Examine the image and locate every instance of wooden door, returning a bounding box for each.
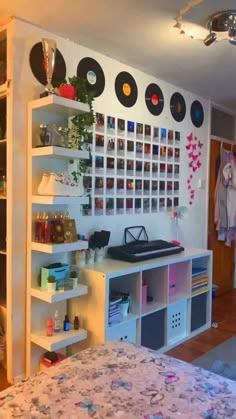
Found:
[208,139,235,295]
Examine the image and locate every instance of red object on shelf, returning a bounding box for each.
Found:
[59,85,76,100]
[40,353,66,370]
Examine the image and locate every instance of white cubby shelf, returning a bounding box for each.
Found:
[74,248,212,352]
[31,146,89,160]
[31,284,88,303]
[31,240,88,253]
[32,195,89,205]
[31,328,87,352]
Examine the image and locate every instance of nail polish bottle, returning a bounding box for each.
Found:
[74,316,80,330]
[46,318,54,336]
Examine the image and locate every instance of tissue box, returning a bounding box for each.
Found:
[40,264,70,290]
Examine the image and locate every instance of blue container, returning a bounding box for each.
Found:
[40,264,70,290]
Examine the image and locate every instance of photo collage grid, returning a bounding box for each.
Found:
[82,113,181,216]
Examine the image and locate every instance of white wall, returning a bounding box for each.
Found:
[11,17,210,377]
[13,18,210,249]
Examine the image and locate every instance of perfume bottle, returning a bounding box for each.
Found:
[53,310,61,332]
[34,212,41,242]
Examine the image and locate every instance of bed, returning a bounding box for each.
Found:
[0,341,236,418]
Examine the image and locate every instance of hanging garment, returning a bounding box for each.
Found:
[223,157,236,228]
[214,149,236,246]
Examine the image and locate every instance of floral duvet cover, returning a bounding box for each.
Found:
[0,341,236,418]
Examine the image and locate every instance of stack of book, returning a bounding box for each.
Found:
[192,267,208,296]
[108,295,122,326]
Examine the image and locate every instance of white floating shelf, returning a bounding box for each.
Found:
[32,195,89,205]
[0,139,7,145]
[0,82,7,98]
[31,328,87,351]
[31,240,88,254]
[31,146,89,160]
[29,95,90,116]
[0,249,6,255]
[31,284,88,303]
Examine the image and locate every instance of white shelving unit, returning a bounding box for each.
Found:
[75,248,212,352]
[27,96,90,376]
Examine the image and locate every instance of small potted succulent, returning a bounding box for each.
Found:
[70,271,78,289]
[47,275,57,293]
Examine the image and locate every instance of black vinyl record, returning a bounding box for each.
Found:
[115,71,138,107]
[29,42,66,87]
[170,92,186,122]
[145,83,164,116]
[191,100,204,128]
[77,57,105,97]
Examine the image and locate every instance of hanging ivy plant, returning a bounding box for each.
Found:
[61,76,95,150]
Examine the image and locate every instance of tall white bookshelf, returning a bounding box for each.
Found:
[26,95,90,376]
[0,21,14,384]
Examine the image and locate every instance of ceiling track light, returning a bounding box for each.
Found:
[204,10,236,46]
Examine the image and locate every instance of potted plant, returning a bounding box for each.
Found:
[47,275,57,293]
[59,78,77,100]
[70,271,78,289]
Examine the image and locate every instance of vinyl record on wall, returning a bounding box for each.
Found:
[145,83,164,116]
[170,92,186,122]
[191,100,204,128]
[77,57,105,97]
[29,42,66,87]
[115,71,138,107]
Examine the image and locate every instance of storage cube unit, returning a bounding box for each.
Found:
[76,248,212,353]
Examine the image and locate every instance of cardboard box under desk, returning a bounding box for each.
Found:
[40,264,70,290]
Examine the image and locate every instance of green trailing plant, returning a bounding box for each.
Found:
[47,275,56,283]
[62,76,95,150]
[69,159,87,182]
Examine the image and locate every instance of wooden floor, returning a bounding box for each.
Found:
[166,290,236,362]
[0,291,235,392]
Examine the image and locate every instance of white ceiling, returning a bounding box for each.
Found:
[1,0,236,111]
